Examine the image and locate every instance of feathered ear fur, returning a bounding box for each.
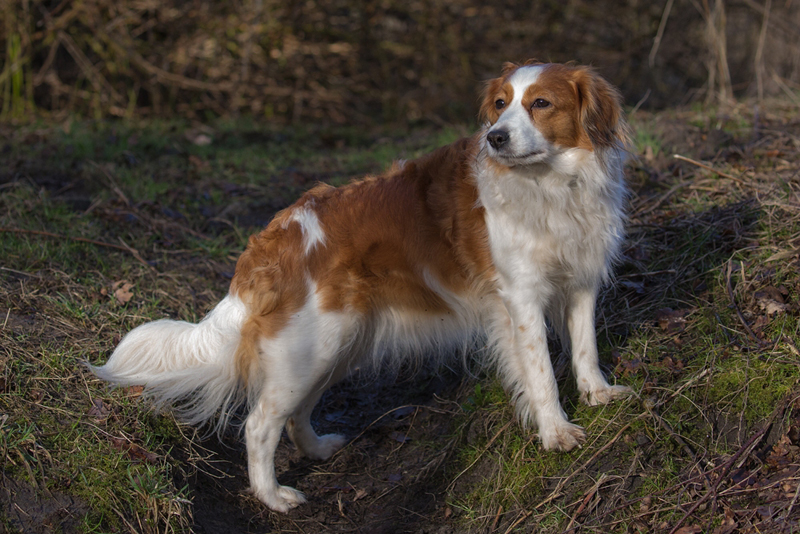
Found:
[571,67,629,149]
[500,61,521,75]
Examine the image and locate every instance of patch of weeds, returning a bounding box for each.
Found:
[462,379,507,413]
[630,119,665,157]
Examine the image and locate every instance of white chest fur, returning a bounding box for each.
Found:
[475,146,626,299]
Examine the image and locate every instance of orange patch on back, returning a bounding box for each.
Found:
[230,136,497,383]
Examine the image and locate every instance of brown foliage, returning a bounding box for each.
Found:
[1,0,799,123]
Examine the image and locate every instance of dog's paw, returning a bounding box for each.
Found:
[580,385,633,407]
[539,421,586,451]
[302,433,348,460]
[253,485,307,513]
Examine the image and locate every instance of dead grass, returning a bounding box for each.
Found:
[1,98,799,533]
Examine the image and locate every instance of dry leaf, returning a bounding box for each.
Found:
[109,436,158,464]
[754,286,787,316]
[112,280,134,305]
[674,526,702,534]
[656,308,689,334]
[88,398,111,420]
[123,385,144,397]
[617,357,642,377]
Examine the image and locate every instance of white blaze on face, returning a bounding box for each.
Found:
[488,65,552,166]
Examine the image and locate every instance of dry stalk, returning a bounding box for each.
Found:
[649,0,675,68]
[754,0,772,101]
[667,425,769,534]
[725,258,764,347]
[701,0,732,104]
[502,510,532,534]
[673,155,746,185]
[564,473,609,531]
[535,418,639,510]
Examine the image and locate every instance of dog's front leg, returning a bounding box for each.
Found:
[568,287,632,406]
[499,295,585,451]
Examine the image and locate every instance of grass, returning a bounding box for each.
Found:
[2,98,800,533]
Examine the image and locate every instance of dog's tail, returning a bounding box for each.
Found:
[90,294,250,432]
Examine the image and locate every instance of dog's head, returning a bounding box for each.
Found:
[480,61,626,167]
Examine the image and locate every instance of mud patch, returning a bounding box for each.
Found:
[180,370,466,533]
[0,478,89,534]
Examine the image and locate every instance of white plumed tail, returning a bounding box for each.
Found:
[90,294,248,432]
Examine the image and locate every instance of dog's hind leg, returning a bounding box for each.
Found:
[245,395,306,512]
[285,311,356,459]
[245,359,338,511]
[286,383,348,460]
[244,303,356,512]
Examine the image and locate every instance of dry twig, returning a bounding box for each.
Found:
[673,154,746,185]
[725,259,764,347]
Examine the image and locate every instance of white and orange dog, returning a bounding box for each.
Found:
[92,61,632,512]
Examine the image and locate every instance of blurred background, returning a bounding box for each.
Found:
[2,0,799,125]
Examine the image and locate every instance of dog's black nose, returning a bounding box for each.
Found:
[487,130,509,150]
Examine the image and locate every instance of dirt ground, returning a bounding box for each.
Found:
[183,372,466,534]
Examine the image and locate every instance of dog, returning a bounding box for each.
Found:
[91,60,632,512]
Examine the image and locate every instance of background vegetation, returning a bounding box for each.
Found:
[1,0,800,123]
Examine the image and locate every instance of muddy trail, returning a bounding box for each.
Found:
[183,372,464,534]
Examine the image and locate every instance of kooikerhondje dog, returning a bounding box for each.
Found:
[92,60,632,512]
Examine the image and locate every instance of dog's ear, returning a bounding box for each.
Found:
[572,68,628,149]
[500,61,520,75]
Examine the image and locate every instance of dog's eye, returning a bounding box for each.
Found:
[495,99,505,110]
[531,99,550,109]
